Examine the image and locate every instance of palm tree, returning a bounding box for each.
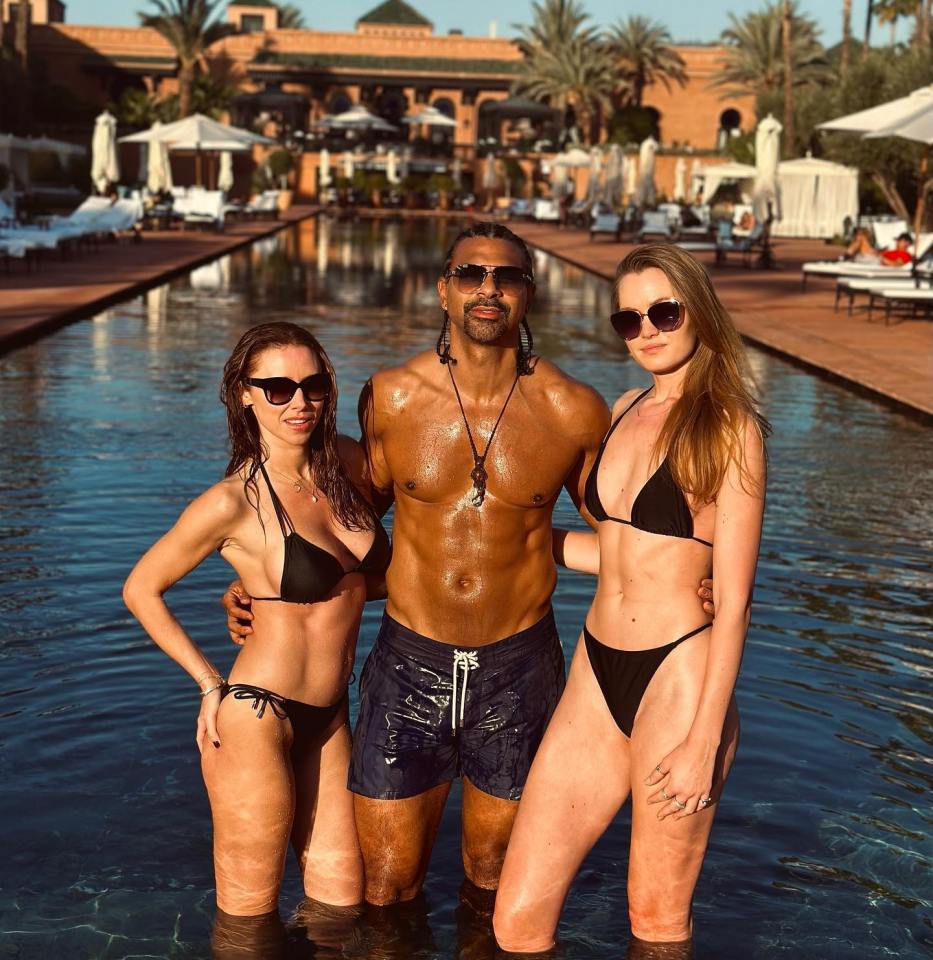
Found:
[513,0,616,145]
[276,3,306,29]
[841,0,852,74]
[605,15,687,108]
[139,0,235,118]
[874,0,918,46]
[782,0,794,157]
[713,1,829,100]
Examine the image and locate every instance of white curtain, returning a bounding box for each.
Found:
[318,149,331,188]
[771,157,859,238]
[634,137,658,207]
[673,157,687,202]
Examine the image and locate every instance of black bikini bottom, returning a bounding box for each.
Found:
[221,682,347,733]
[583,622,712,738]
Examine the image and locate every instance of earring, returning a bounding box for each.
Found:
[436,311,456,365]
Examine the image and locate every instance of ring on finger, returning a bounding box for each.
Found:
[674,798,687,810]
[699,796,712,807]
[661,788,670,800]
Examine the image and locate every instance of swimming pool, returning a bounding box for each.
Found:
[2,217,930,958]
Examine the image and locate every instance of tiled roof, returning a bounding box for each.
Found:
[357,1,432,27]
[254,50,520,75]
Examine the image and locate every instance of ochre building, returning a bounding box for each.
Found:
[17,0,754,155]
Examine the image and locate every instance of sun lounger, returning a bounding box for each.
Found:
[868,219,909,251]
[637,210,676,242]
[243,191,280,219]
[507,198,534,220]
[590,204,622,242]
[714,219,766,267]
[176,190,225,230]
[834,272,933,313]
[867,286,933,324]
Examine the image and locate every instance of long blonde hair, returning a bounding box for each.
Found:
[612,244,770,503]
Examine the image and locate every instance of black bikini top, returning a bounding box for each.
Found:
[252,462,391,604]
[584,389,713,548]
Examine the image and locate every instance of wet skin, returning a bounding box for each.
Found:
[351,236,610,904]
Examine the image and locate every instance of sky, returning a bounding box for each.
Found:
[64,0,912,48]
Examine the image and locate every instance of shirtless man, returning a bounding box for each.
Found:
[225,221,711,906]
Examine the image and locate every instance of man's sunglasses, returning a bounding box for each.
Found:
[245,374,330,405]
[609,298,684,341]
[445,263,533,296]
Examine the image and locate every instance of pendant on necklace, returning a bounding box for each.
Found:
[470,458,488,506]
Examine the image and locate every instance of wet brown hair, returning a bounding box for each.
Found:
[220,321,373,531]
[613,244,770,504]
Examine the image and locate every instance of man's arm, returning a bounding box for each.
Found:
[357,376,395,518]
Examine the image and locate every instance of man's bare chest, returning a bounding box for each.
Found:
[381,411,580,508]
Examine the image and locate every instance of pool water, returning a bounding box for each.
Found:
[1,217,930,959]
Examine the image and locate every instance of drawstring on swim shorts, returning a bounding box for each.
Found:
[451,649,479,731]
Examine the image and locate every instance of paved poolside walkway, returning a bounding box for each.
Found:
[510,223,933,420]
[0,205,319,354]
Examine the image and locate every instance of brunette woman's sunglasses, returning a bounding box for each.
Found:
[609,299,684,341]
[245,374,330,405]
[445,263,533,296]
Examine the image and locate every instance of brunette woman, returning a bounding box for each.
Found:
[494,243,768,950]
[124,321,389,917]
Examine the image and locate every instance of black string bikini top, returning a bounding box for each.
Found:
[251,462,391,603]
[584,388,713,548]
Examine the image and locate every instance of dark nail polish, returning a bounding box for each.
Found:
[213,741,220,748]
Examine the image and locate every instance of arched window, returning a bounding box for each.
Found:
[645,106,661,140]
[477,100,500,145]
[432,97,455,119]
[717,108,741,149]
[327,91,352,115]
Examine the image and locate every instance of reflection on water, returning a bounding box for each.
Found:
[1,217,931,959]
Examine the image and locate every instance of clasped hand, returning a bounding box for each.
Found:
[644,737,717,820]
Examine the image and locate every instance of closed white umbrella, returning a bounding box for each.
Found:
[386,149,399,185]
[218,150,234,192]
[624,153,637,197]
[673,156,687,203]
[482,152,499,190]
[752,114,782,221]
[91,110,119,194]
[586,148,603,204]
[602,144,623,206]
[318,148,331,188]
[550,155,568,200]
[146,121,172,193]
[451,154,462,187]
[635,136,658,207]
[342,152,355,180]
[690,159,704,200]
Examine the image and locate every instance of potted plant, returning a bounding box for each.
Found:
[400,173,424,210]
[265,148,296,210]
[428,173,456,210]
[332,175,351,206]
[362,170,389,208]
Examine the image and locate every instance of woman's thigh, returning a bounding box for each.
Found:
[494,635,632,951]
[201,696,295,916]
[627,636,740,941]
[290,703,363,905]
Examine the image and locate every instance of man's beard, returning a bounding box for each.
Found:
[461,298,512,344]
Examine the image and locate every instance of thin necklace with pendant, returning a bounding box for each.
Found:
[447,364,520,507]
[271,468,319,502]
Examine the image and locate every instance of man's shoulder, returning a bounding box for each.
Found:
[531,357,609,419]
[369,350,441,409]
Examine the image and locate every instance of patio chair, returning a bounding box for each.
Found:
[715,219,766,267]
[532,198,560,222]
[243,190,280,219]
[589,204,622,242]
[507,198,534,220]
[567,198,590,228]
[637,210,676,242]
[867,285,933,324]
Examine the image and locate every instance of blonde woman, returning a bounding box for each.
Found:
[494,244,769,951]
